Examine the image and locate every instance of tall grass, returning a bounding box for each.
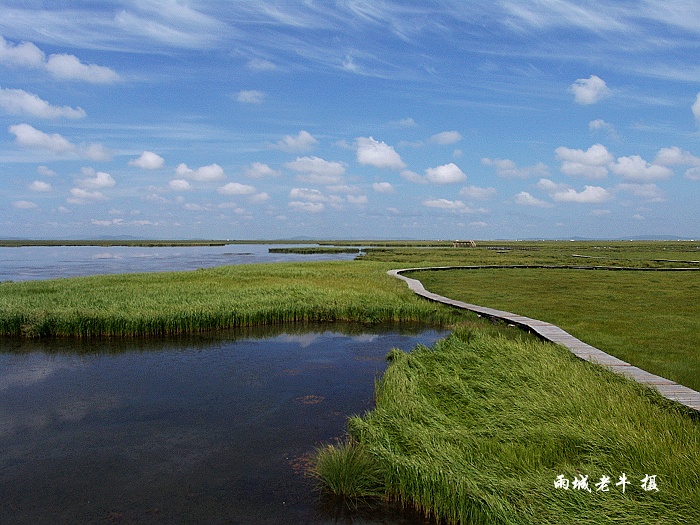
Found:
[0,261,463,338]
[315,326,700,524]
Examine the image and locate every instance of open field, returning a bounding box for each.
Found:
[315,326,700,524]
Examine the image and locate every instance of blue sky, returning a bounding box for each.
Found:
[1,1,699,240]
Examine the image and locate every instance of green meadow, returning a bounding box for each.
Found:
[2,240,699,523]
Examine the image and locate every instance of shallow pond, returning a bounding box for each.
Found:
[0,324,445,524]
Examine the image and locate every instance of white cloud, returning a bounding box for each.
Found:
[347,194,368,204]
[237,90,265,103]
[274,130,317,152]
[218,182,257,195]
[424,198,467,210]
[29,180,51,192]
[0,36,44,68]
[290,188,327,202]
[459,185,497,200]
[78,167,116,189]
[609,155,674,181]
[686,167,700,181]
[654,146,700,166]
[693,93,700,124]
[470,221,488,228]
[355,137,406,169]
[616,183,665,201]
[243,162,280,178]
[400,169,428,184]
[13,200,38,209]
[8,123,110,159]
[67,188,106,204]
[372,182,395,193]
[37,166,56,177]
[247,58,277,71]
[130,151,165,170]
[9,123,75,154]
[249,192,270,203]
[569,75,611,104]
[169,179,192,191]
[429,131,462,144]
[395,117,417,127]
[589,119,618,139]
[0,88,86,119]
[284,156,346,184]
[551,185,611,203]
[289,201,325,213]
[482,158,549,178]
[425,163,467,184]
[555,144,613,179]
[0,36,119,83]
[515,192,552,207]
[45,54,120,84]
[175,163,225,181]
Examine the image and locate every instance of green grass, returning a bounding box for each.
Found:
[411,267,700,392]
[315,326,700,524]
[0,261,463,337]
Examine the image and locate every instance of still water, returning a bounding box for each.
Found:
[0,244,358,282]
[0,324,445,524]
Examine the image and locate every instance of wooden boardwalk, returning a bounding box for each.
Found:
[388,267,700,413]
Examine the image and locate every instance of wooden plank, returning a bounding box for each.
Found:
[390,267,700,414]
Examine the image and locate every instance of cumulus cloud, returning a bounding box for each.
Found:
[686,167,700,181]
[45,54,120,84]
[515,192,552,207]
[423,198,486,213]
[284,156,346,184]
[67,188,106,204]
[355,137,406,169]
[217,182,257,195]
[609,155,673,181]
[372,182,395,193]
[347,194,367,204]
[289,201,325,213]
[37,166,56,177]
[555,144,613,179]
[13,200,38,209]
[290,188,327,202]
[569,75,611,104]
[0,88,86,119]
[130,151,165,170]
[395,117,417,127]
[551,185,611,203]
[169,179,192,191]
[429,131,462,145]
[616,183,665,202]
[78,167,116,189]
[9,123,75,154]
[589,119,619,139]
[425,163,467,184]
[482,158,549,178]
[29,180,51,192]
[175,163,225,181]
[654,146,700,167]
[242,162,280,178]
[8,123,111,160]
[400,170,428,184]
[274,130,317,152]
[459,185,497,200]
[693,93,700,124]
[0,36,44,68]
[237,90,264,103]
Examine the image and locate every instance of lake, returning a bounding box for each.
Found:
[0,244,359,282]
[0,324,445,524]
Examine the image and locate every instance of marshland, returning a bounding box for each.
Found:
[1,240,699,524]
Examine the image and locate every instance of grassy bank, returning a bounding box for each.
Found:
[411,267,700,392]
[314,326,700,524]
[0,261,463,338]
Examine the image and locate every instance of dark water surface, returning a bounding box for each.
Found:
[0,244,358,282]
[0,324,445,524]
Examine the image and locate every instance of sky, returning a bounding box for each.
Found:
[1,1,700,240]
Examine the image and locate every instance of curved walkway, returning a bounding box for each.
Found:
[389,267,700,413]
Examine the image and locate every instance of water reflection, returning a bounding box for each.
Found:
[0,323,445,524]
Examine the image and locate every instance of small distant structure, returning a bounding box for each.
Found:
[452,240,476,248]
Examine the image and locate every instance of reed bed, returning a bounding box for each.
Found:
[0,261,462,338]
[314,326,700,524]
